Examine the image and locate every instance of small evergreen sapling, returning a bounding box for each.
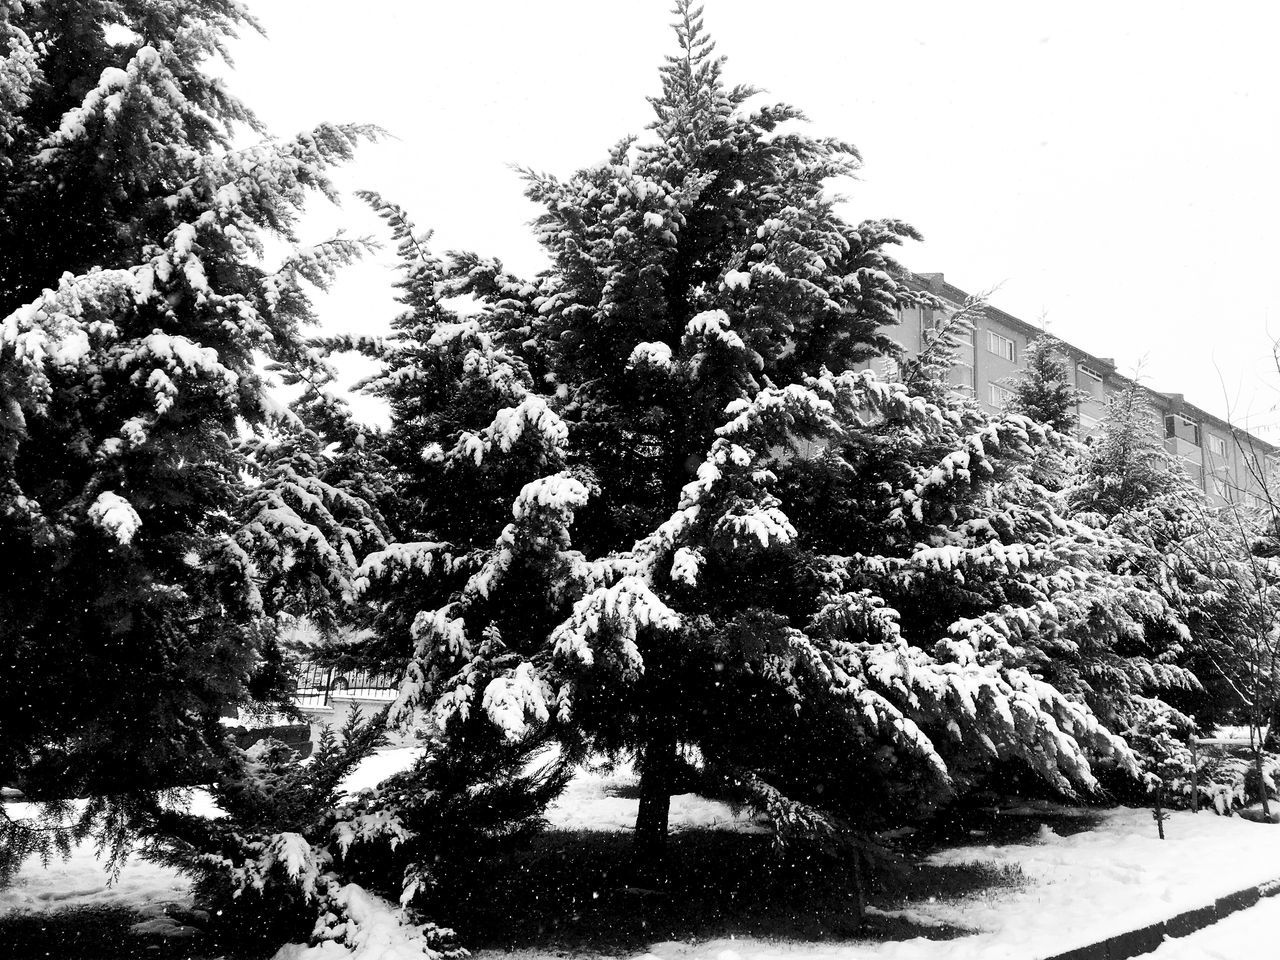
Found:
[1125,700,1195,837]
[1006,335,1084,436]
[142,712,463,960]
[337,720,571,921]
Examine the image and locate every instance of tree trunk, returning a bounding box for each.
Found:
[1190,738,1200,814]
[1255,747,1272,820]
[633,725,678,884]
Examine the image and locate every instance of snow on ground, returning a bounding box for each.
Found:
[8,748,1280,960]
[1198,725,1266,747]
[0,791,226,917]
[526,807,1280,960]
[0,746,756,924]
[1147,895,1280,959]
[341,747,768,834]
[0,816,189,916]
[885,807,1280,959]
[0,748,419,919]
[1210,725,1261,743]
[272,882,443,960]
[340,745,425,795]
[545,760,768,834]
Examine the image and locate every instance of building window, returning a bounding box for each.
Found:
[1078,364,1103,383]
[1208,435,1228,458]
[987,331,1016,362]
[1184,418,1201,446]
[1165,413,1202,446]
[989,383,1014,407]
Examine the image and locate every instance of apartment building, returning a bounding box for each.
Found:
[894,273,1277,508]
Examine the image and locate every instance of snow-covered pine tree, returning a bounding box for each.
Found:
[1007,334,1083,436]
[1065,385,1255,786]
[996,333,1086,499]
[331,189,579,685]
[1070,385,1185,519]
[234,384,391,702]
[1174,495,1280,809]
[1244,509,1280,754]
[0,1,380,845]
[303,193,582,922]
[340,0,1191,891]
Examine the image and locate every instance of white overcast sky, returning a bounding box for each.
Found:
[227,0,1280,434]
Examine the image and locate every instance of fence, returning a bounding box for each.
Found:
[293,661,399,708]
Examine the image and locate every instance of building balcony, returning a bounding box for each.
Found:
[1165,436,1203,462]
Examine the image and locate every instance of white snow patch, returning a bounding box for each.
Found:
[88,490,141,543]
[475,807,1280,960]
[340,746,426,796]
[272,882,450,960]
[0,800,195,916]
[482,663,550,740]
[129,915,200,938]
[629,341,674,371]
[543,761,768,835]
[684,309,745,351]
[0,751,420,921]
[1147,894,1280,958]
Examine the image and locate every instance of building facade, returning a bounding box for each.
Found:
[894,273,1277,508]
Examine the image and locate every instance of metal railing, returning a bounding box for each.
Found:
[293,662,399,708]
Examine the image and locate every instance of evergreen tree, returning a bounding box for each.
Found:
[1070,385,1181,518]
[0,0,380,851]
[345,1,1183,892]
[142,713,393,951]
[1066,386,1254,784]
[1007,334,1082,436]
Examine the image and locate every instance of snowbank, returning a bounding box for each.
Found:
[899,807,1280,958]
[0,791,218,916]
[272,883,451,960]
[340,745,426,795]
[1147,894,1280,959]
[0,830,189,916]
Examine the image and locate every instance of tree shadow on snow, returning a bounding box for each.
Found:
[0,905,231,960]
[443,828,1023,954]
